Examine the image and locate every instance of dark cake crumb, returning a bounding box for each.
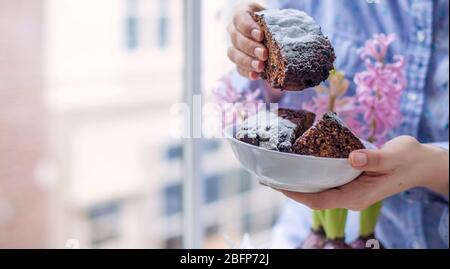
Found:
[292,112,365,158]
[252,9,336,91]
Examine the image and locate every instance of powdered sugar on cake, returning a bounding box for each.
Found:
[255,9,328,59]
[236,111,297,151]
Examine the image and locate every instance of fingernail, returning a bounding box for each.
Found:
[353,152,368,167]
[254,47,265,60]
[251,60,261,70]
[249,71,259,80]
[251,29,262,40]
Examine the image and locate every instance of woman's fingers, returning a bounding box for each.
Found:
[228,47,265,73]
[228,23,267,61]
[280,174,385,211]
[349,136,422,172]
[349,149,394,172]
[227,2,267,79]
[280,136,430,211]
[233,5,265,41]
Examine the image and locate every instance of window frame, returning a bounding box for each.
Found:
[182,0,203,249]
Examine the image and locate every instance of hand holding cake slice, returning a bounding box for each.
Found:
[252,9,336,91]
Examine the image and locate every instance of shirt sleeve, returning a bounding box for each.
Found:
[439,207,449,247]
[430,142,449,151]
[430,142,449,246]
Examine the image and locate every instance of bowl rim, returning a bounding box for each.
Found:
[223,124,354,163]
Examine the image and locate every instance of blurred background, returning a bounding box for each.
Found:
[0,0,286,249]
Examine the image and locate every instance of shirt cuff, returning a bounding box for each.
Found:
[429,142,449,151]
[429,142,450,202]
[439,207,449,247]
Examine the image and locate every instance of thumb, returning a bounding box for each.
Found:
[349,149,393,172]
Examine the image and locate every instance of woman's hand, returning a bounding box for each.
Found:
[227,1,267,80]
[281,136,449,211]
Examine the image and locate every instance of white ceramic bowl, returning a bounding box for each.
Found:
[224,125,374,193]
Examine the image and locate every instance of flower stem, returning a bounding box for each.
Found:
[328,95,337,113]
[320,209,348,240]
[312,210,323,232]
[368,118,377,143]
[360,202,383,237]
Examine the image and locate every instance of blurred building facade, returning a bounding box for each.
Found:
[0,0,284,249]
[0,0,48,248]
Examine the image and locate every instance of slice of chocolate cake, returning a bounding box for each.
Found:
[252,9,335,91]
[277,108,316,138]
[293,112,365,158]
[236,109,316,152]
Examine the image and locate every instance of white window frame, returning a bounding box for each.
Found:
[182,0,203,249]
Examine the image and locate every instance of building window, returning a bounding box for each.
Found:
[126,17,139,50]
[164,235,182,249]
[220,169,254,199]
[124,0,171,51]
[163,174,222,216]
[157,0,169,49]
[165,140,220,161]
[205,224,219,237]
[164,183,182,216]
[88,202,121,246]
[125,0,139,50]
[204,174,220,203]
[166,144,183,160]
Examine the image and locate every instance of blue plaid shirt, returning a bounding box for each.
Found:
[232,0,449,248]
